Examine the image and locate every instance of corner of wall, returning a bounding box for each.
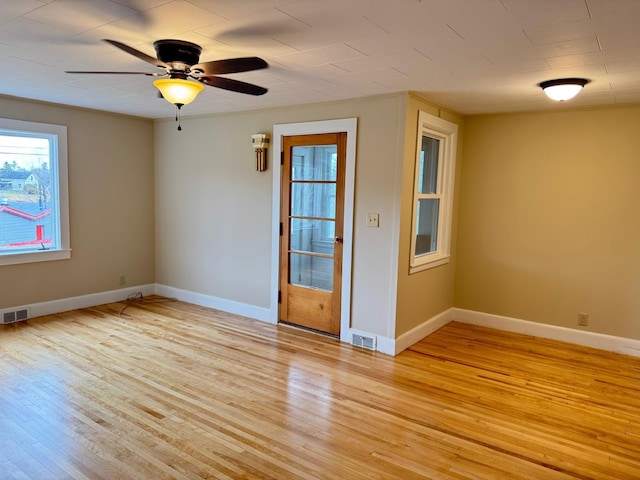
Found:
[392,93,465,339]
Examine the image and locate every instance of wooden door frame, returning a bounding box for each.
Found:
[270,118,357,344]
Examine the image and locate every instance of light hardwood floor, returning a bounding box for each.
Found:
[1,297,639,479]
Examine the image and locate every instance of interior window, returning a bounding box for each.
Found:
[410,111,457,273]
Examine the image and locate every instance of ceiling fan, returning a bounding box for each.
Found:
[66,39,269,128]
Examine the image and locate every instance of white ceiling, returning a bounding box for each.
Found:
[2,0,640,119]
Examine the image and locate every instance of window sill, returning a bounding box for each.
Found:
[409,255,450,274]
[0,249,71,266]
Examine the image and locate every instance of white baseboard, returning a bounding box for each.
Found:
[360,308,454,356]
[453,308,640,358]
[13,286,639,360]
[374,334,396,356]
[390,308,455,355]
[5,284,271,325]
[366,307,640,358]
[155,284,272,323]
[10,284,157,319]
[344,309,455,356]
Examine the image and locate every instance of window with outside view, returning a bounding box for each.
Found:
[0,119,69,266]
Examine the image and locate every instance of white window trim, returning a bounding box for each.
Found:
[0,118,70,267]
[410,111,457,274]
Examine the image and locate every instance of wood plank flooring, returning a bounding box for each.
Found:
[1,297,639,479]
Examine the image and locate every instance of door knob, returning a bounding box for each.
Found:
[334,236,343,244]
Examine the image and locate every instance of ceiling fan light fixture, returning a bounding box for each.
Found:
[153,78,204,105]
[539,78,589,102]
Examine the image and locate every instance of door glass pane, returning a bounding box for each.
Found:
[288,141,338,293]
[415,198,439,255]
[291,183,336,218]
[289,253,333,291]
[292,146,337,181]
[419,136,440,194]
[290,219,335,254]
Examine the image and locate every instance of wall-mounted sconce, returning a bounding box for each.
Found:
[252,133,270,172]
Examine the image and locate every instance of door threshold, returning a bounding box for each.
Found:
[279,320,340,339]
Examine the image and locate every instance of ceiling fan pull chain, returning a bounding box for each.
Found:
[176,103,183,131]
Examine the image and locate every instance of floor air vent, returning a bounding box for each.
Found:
[2,307,30,324]
[352,333,376,351]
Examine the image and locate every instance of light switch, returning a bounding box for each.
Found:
[366,213,379,228]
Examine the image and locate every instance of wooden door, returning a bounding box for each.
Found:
[279,132,346,336]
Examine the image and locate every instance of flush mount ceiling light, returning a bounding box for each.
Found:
[539,78,590,102]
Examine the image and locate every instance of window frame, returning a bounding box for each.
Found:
[0,118,70,266]
[409,111,457,273]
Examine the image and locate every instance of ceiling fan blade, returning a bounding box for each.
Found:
[103,39,167,68]
[192,57,268,75]
[65,70,164,76]
[199,76,268,96]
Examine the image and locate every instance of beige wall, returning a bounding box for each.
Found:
[155,94,406,337]
[0,97,155,309]
[394,93,464,337]
[12,91,635,345]
[456,104,640,340]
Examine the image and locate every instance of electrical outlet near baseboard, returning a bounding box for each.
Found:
[578,312,589,326]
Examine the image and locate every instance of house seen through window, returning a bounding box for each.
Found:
[0,119,69,266]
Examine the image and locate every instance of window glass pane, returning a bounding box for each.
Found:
[0,134,58,254]
[291,183,336,218]
[292,145,337,181]
[289,253,333,291]
[415,198,439,255]
[290,219,335,254]
[419,136,439,194]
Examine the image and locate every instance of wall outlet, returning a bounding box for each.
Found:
[578,312,589,326]
[119,275,126,286]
